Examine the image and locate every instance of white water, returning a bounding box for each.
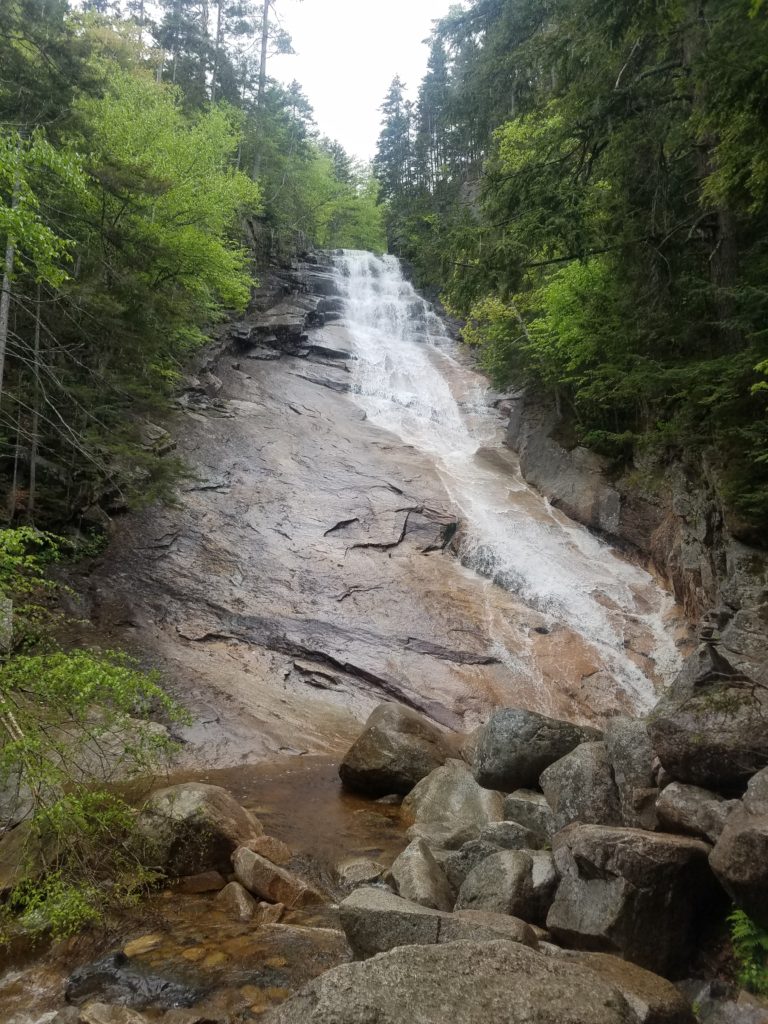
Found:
[336,249,682,711]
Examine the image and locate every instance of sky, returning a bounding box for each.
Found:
[270,0,463,162]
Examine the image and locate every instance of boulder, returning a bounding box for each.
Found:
[547,824,721,975]
[137,783,262,877]
[78,1006,150,1024]
[434,839,501,891]
[215,881,257,921]
[647,645,768,788]
[473,708,599,791]
[540,742,622,831]
[265,939,639,1024]
[478,820,540,849]
[709,767,768,927]
[554,952,695,1024]
[232,847,325,908]
[387,838,454,911]
[503,789,557,843]
[401,759,504,849]
[339,703,453,796]
[338,886,537,960]
[656,783,738,843]
[245,835,292,866]
[455,849,558,925]
[336,857,385,889]
[604,717,659,830]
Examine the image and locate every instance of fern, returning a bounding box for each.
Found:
[730,909,768,994]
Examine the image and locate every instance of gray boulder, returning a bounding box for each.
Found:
[647,645,768,788]
[336,857,385,890]
[401,759,504,849]
[709,767,768,927]
[233,847,325,908]
[554,951,695,1024]
[604,717,659,830]
[547,823,721,975]
[338,886,537,960]
[455,849,558,925]
[540,742,622,831]
[479,820,541,849]
[265,939,639,1024]
[387,838,454,911]
[656,783,738,843]
[434,839,501,891]
[473,708,599,791]
[339,703,453,796]
[137,783,263,876]
[504,789,557,843]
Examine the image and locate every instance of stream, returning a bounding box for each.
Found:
[0,250,688,1022]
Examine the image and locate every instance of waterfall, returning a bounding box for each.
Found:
[335,249,681,711]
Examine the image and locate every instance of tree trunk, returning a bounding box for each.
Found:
[27,285,41,523]
[211,0,223,103]
[252,0,271,179]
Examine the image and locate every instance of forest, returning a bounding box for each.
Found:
[0,0,385,527]
[374,0,768,537]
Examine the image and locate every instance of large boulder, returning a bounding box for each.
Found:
[136,783,263,877]
[540,742,622,831]
[604,717,659,830]
[455,849,558,926]
[478,820,541,849]
[338,886,536,959]
[503,789,557,843]
[265,939,640,1024]
[656,783,738,843]
[434,839,501,891]
[473,708,599,791]
[387,838,454,911]
[552,951,695,1024]
[547,824,721,975]
[232,847,325,908]
[709,767,768,927]
[401,759,504,849]
[339,703,453,796]
[647,645,768,788]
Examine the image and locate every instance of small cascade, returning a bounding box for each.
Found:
[335,249,681,711]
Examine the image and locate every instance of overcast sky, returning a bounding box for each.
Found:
[270,0,463,162]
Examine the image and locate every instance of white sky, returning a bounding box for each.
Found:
[270,0,463,161]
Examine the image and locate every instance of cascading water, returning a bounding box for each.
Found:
[336,249,682,711]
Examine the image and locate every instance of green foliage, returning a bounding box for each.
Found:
[730,910,768,994]
[376,0,768,533]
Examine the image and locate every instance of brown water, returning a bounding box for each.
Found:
[0,758,407,1023]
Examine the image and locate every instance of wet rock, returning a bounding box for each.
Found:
[647,645,768,788]
[455,849,558,926]
[255,900,286,924]
[65,953,202,1009]
[656,783,738,843]
[458,726,483,765]
[478,820,540,849]
[604,717,659,830]
[554,952,695,1024]
[172,871,226,894]
[78,1006,150,1024]
[339,703,453,796]
[540,742,622,831]
[216,880,257,921]
[503,789,556,844]
[232,847,325,908]
[266,939,638,1024]
[338,887,536,960]
[387,837,454,911]
[709,767,768,927]
[137,783,263,877]
[473,708,599,791]
[402,759,504,849]
[336,857,385,889]
[246,835,292,866]
[435,839,501,891]
[547,823,721,975]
